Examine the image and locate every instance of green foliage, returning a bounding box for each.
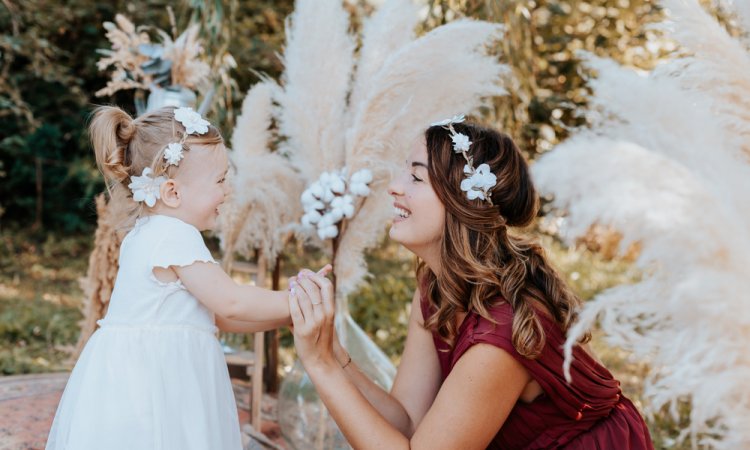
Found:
[441,0,667,160]
[348,240,415,362]
[0,297,82,375]
[0,0,294,232]
[0,229,90,374]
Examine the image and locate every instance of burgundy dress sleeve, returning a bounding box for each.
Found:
[421,293,653,450]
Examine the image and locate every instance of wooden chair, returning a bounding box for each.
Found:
[222,258,266,431]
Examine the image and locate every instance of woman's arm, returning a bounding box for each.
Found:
[291,273,531,450]
[324,288,441,436]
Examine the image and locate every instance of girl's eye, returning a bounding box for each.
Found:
[218,178,226,184]
[411,174,422,183]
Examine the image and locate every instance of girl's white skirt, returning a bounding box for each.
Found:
[46,323,242,450]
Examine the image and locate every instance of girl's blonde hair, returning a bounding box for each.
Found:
[89,106,224,230]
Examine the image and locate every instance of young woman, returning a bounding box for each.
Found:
[288,118,653,449]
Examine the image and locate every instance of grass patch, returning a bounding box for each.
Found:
[0,229,90,374]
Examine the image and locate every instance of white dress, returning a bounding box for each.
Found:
[47,215,242,450]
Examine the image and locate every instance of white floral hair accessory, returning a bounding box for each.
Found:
[128,167,167,207]
[300,168,373,240]
[160,107,210,167]
[431,114,497,205]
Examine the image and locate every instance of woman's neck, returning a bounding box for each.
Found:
[414,242,442,277]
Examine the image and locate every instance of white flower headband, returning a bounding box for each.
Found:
[128,107,210,206]
[431,115,497,205]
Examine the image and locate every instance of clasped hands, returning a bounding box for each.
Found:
[288,265,351,371]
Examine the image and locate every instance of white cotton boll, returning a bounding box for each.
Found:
[308,182,324,199]
[349,182,370,197]
[319,172,334,187]
[304,200,325,213]
[331,195,355,218]
[301,210,322,227]
[317,212,337,228]
[301,188,317,206]
[321,187,335,203]
[330,175,346,194]
[317,224,338,240]
[329,206,344,222]
[351,168,373,185]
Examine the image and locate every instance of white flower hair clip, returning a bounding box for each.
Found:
[431,114,497,205]
[161,107,210,167]
[128,167,167,207]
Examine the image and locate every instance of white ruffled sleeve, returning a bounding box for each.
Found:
[150,221,216,269]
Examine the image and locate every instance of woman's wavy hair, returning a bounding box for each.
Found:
[418,122,589,358]
[89,105,224,231]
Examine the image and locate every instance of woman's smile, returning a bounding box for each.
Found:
[393,203,412,223]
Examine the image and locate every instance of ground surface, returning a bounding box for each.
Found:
[0,373,286,450]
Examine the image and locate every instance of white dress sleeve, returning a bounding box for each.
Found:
[149,221,216,269]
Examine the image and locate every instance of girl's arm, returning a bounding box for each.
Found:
[291,273,531,450]
[215,315,290,333]
[171,262,330,323]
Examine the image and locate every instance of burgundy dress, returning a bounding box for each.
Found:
[421,296,654,449]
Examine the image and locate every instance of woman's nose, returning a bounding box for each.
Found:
[387,174,404,197]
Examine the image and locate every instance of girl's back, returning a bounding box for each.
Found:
[103,214,216,329]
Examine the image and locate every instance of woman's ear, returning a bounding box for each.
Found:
[159,179,181,208]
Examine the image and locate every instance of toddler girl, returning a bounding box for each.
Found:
[46,106,323,450]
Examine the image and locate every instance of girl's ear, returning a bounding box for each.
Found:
[160,179,181,208]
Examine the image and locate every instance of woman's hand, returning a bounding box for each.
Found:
[289,268,341,371]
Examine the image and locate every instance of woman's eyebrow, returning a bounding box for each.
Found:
[411,161,428,169]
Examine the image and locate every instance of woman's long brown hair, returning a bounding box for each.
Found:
[419,122,589,358]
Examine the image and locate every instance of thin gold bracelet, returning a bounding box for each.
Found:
[341,353,352,369]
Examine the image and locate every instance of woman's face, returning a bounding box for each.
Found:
[388,138,445,258]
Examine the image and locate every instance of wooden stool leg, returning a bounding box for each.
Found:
[252,331,264,430]
[251,255,267,430]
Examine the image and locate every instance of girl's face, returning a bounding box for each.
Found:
[388,139,445,259]
[174,144,229,231]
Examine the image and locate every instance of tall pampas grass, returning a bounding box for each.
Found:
[74,194,121,358]
[274,0,355,182]
[337,18,507,294]
[531,0,750,447]
[269,0,507,296]
[217,80,303,265]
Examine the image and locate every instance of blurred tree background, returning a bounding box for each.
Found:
[1,0,699,445]
[0,0,663,385]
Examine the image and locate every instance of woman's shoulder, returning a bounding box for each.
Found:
[471,299,564,349]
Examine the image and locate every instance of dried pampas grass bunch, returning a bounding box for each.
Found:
[95,13,211,97]
[217,80,303,266]
[532,0,750,447]
[74,194,122,358]
[273,0,508,297]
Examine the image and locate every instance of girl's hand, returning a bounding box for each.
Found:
[289,269,338,371]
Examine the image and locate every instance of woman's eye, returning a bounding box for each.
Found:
[218,178,226,184]
[411,174,422,183]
